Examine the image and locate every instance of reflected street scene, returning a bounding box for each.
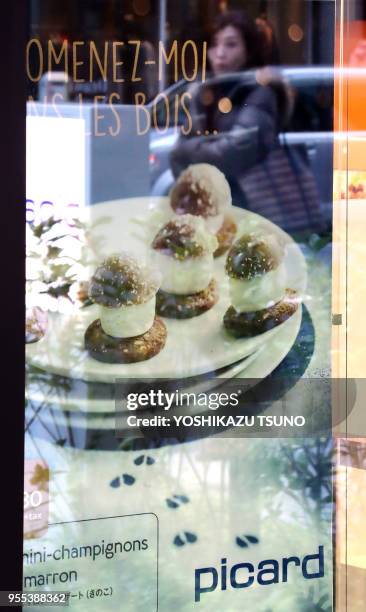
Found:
[24,1,366,610]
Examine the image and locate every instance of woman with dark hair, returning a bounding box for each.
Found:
[170,11,324,233]
[207,10,268,72]
[170,11,289,200]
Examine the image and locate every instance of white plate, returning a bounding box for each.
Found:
[26,199,306,383]
[26,306,301,419]
[26,343,259,414]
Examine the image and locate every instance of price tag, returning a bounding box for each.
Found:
[24,459,49,539]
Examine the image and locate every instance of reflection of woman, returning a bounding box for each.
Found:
[171,12,325,234]
[170,11,291,206]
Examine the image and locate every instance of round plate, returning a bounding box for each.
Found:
[26,308,301,414]
[26,199,306,383]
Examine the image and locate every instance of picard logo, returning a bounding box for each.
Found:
[194,546,325,603]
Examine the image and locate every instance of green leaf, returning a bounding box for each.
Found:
[47,246,63,259]
[31,217,61,238]
[42,282,73,299]
[49,264,72,281]
[48,234,69,242]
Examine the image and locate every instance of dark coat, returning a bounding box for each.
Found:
[170,70,293,208]
[170,71,326,234]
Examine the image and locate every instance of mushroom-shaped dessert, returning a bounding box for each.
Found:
[84,253,166,363]
[151,215,219,318]
[223,233,299,337]
[170,163,237,257]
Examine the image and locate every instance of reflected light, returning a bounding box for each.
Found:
[218,97,232,114]
[132,0,151,17]
[288,24,304,43]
